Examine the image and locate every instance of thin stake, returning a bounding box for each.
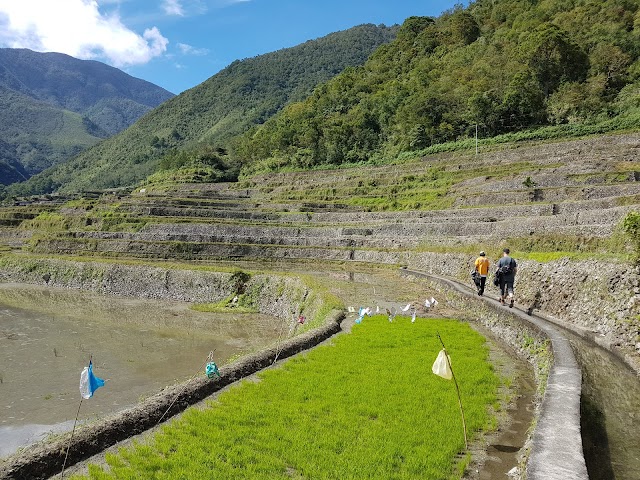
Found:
[60,396,83,479]
[437,332,468,449]
[271,315,290,364]
[272,307,300,364]
[475,123,478,156]
[61,353,94,480]
[157,350,216,425]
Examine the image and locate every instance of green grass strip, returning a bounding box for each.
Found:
[76,316,498,480]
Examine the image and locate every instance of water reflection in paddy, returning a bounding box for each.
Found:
[0,284,282,458]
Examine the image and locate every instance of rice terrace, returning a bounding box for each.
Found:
[70,318,498,480]
[2,0,640,479]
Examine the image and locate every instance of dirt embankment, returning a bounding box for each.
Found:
[0,257,327,323]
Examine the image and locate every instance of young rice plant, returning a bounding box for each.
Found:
[76,316,499,480]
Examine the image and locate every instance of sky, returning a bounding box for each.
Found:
[0,0,463,94]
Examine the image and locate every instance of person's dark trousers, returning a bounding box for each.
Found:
[478,276,486,295]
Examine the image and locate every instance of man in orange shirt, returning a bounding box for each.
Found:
[474,251,490,296]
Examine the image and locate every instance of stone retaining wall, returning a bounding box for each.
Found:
[0,257,328,328]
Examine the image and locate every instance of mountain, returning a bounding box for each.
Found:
[0,48,174,184]
[10,24,397,195]
[0,138,28,185]
[233,0,640,174]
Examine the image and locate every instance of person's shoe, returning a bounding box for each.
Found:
[500,298,505,305]
[509,299,514,308]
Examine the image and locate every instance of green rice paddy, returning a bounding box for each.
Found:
[75,316,499,480]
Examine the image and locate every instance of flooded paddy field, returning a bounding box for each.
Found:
[0,284,282,458]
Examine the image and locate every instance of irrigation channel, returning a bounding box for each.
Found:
[569,330,640,480]
[1,265,639,479]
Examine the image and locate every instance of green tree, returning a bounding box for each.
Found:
[500,70,546,127]
[446,9,481,46]
[521,23,589,97]
[547,76,607,123]
[589,43,631,90]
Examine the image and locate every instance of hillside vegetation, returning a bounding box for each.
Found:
[0,48,174,184]
[10,25,396,196]
[234,0,640,174]
[11,1,640,197]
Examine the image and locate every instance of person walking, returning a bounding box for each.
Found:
[497,248,517,307]
[474,251,490,296]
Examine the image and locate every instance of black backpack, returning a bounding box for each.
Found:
[499,258,515,275]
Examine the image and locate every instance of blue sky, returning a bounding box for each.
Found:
[0,0,463,94]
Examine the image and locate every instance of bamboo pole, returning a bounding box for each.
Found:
[436,332,468,449]
[60,396,83,479]
[61,354,93,479]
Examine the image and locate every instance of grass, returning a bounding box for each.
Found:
[244,114,640,179]
[415,229,633,264]
[394,113,640,162]
[265,161,559,212]
[73,316,499,480]
[190,302,258,314]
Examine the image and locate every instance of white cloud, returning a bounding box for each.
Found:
[177,42,208,56]
[162,0,184,16]
[0,0,168,67]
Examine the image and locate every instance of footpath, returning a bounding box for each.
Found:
[402,268,589,480]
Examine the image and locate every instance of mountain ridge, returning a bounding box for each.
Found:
[0,48,174,184]
[7,24,397,195]
[232,0,640,174]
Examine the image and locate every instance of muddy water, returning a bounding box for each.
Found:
[0,284,282,458]
[568,334,640,480]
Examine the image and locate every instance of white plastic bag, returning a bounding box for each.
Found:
[432,349,452,380]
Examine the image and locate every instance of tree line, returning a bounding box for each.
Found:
[232,0,640,175]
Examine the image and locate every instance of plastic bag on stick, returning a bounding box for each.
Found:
[432,349,453,380]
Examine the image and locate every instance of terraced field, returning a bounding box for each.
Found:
[2,132,640,480]
[2,132,636,369]
[2,133,638,264]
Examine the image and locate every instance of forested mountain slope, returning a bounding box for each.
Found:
[233,0,640,174]
[0,48,174,184]
[13,24,397,195]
